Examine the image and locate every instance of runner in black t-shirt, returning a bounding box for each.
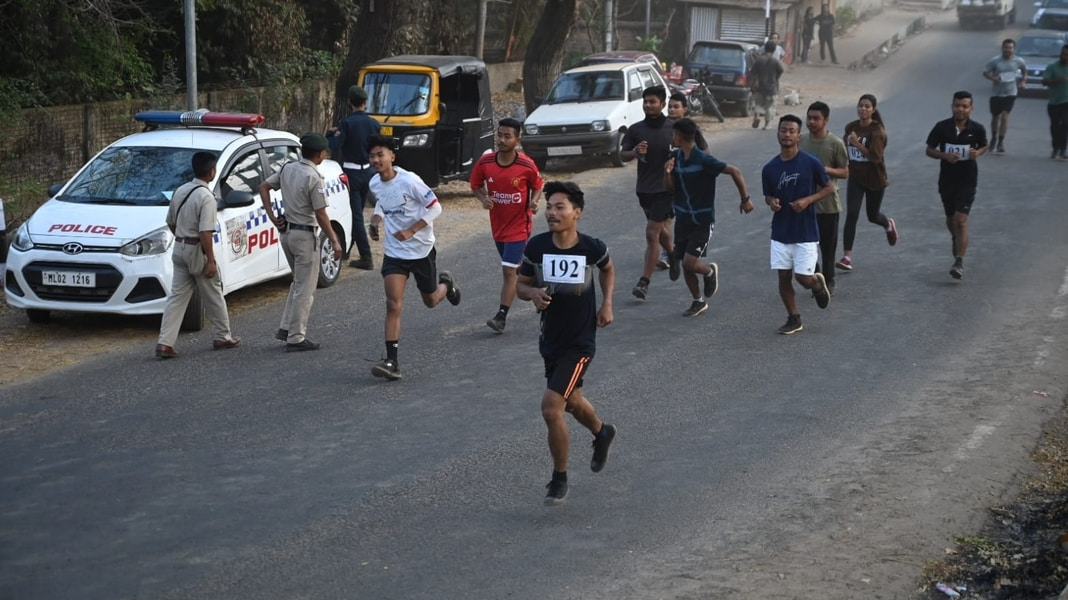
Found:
[517,181,616,506]
[925,90,988,280]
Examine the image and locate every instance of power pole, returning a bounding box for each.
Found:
[604,0,614,51]
[184,0,197,110]
[476,0,488,59]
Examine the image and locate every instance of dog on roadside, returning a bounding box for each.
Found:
[783,88,801,106]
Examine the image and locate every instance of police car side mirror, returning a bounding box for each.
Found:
[48,183,64,197]
[223,190,256,208]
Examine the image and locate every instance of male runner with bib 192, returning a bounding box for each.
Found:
[471,118,544,333]
[516,181,616,506]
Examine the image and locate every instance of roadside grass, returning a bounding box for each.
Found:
[921,398,1068,598]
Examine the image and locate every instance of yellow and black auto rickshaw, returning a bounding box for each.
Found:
[358,55,494,187]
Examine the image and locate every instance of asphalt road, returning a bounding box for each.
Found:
[3,12,1068,600]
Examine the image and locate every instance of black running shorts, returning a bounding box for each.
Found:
[544,354,591,399]
[381,247,439,294]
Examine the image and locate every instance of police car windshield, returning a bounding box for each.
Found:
[364,72,433,116]
[61,146,196,206]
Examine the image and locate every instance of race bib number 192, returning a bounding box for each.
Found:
[542,254,587,284]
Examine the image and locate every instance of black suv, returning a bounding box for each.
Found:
[683,41,760,117]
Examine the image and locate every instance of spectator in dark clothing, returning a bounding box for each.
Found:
[801,7,816,64]
[817,4,838,64]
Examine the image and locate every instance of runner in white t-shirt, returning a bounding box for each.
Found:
[367,135,461,381]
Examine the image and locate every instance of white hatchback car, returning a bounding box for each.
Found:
[520,62,669,169]
[3,110,352,330]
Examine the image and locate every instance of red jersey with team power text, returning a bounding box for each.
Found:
[470,151,544,243]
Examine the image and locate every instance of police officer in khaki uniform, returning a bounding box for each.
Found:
[258,133,342,352]
[156,151,240,358]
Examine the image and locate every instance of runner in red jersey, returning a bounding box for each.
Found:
[471,117,544,333]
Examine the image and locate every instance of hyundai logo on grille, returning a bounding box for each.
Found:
[62,242,84,255]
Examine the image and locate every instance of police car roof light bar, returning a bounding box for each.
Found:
[135,109,266,133]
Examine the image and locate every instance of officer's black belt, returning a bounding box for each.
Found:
[287,223,315,232]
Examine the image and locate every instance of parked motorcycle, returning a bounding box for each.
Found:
[670,79,725,123]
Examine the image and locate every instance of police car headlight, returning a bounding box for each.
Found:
[402,133,430,147]
[524,124,539,136]
[120,227,172,257]
[591,120,608,132]
[11,223,34,251]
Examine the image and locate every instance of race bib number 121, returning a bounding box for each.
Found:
[542,254,587,284]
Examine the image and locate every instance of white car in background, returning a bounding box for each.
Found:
[520,62,669,170]
[3,110,352,330]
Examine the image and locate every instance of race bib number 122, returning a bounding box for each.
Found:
[542,254,587,284]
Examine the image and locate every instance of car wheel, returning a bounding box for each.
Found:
[26,309,51,324]
[180,287,204,331]
[609,131,625,168]
[317,227,342,288]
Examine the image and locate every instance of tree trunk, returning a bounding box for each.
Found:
[333,0,416,125]
[522,0,582,117]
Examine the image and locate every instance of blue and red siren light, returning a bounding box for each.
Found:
[135,109,266,128]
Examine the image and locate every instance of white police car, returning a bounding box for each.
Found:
[3,110,352,330]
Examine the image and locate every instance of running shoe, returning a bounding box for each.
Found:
[371,358,403,380]
[703,262,719,298]
[275,328,288,342]
[1052,150,1059,159]
[885,218,898,246]
[812,273,831,309]
[632,282,649,300]
[950,258,964,280]
[1060,151,1068,160]
[544,479,569,505]
[668,254,681,281]
[439,271,461,305]
[590,424,616,472]
[486,313,507,333]
[777,314,803,335]
[996,142,1005,153]
[835,255,853,271]
[656,251,670,270]
[683,300,709,317]
[752,116,761,129]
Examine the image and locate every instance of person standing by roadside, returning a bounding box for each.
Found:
[801,7,816,64]
[836,94,896,272]
[515,181,616,506]
[664,118,753,317]
[367,134,461,380]
[799,101,849,296]
[983,39,1027,154]
[925,91,988,280]
[1042,44,1068,159]
[155,151,240,358]
[750,41,785,131]
[770,32,787,62]
[762,115,833,335]
[471,117,544,333]
[621,85,675,300]
[328,85,380,270]
[259,134,343,352]
[817,4,838,65]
